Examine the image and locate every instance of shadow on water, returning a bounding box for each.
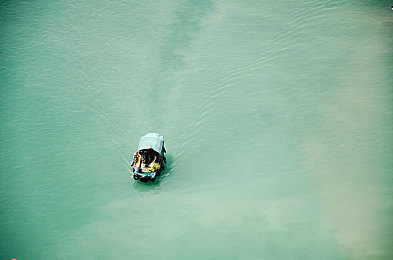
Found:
[131,154,174,192]
[132,178,161,193]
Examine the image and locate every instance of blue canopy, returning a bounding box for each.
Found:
[137,133,165,154]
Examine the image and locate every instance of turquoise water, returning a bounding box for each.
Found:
[1,1,392,259]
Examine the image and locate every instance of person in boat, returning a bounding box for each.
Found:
[142,156,149,167]
[131,152,139,166]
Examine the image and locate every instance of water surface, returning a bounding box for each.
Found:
[1,1,392,259]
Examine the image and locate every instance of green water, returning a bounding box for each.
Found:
[1,1,392,259]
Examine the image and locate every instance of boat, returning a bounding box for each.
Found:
[131,133,166,182]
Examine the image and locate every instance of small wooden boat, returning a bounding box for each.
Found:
[131,133,166,182]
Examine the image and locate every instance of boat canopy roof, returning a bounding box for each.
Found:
[137,133,165,154]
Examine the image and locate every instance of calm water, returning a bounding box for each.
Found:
[1,1,392,259]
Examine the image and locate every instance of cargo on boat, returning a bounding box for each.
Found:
[131,133,166,182]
